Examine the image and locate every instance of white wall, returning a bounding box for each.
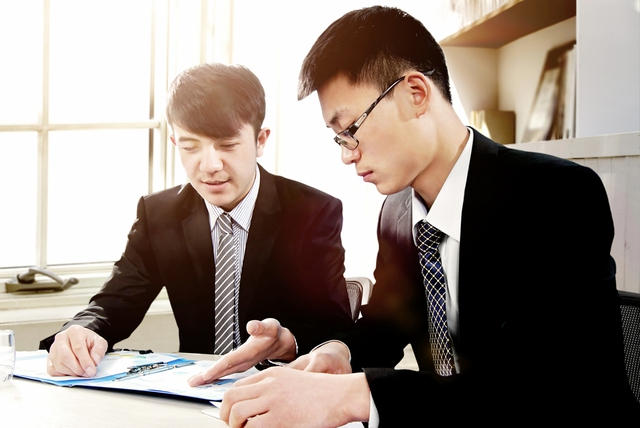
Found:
[443,46,499,124]
[576,0,640,137]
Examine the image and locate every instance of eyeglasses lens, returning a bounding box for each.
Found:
[335,132,358,150]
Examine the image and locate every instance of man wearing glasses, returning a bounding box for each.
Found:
[219,6,638,426]
[40,63,354,381]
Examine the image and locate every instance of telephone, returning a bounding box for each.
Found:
[5,267,79,292]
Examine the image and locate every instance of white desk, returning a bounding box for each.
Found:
[1,352,227,428]
[2,377,227,428]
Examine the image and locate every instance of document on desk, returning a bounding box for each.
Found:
[14,350,257,401]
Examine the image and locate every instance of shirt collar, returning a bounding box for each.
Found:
[412,128,474,242]
[205,165,261,232]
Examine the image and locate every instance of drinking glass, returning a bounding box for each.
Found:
[0,330,15,383]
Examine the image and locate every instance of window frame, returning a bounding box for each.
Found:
[0,0,228,295]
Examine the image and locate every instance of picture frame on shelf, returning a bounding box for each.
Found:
[522,40,576,143]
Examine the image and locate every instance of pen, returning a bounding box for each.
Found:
[113,361,195,382]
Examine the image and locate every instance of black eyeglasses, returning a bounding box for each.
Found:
[333,70,435,150]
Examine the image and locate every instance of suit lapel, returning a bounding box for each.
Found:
[395,189,414,248]
[238,165,281,324]
[456,130,503,360]
[379,187,414,252]
[181,185,216,292]
[460,130,501,249]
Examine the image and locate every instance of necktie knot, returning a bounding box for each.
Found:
[218,213,233,235]
[417,220,443,252]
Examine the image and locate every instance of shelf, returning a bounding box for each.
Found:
[512,132,640,159]
[440,0,576,48]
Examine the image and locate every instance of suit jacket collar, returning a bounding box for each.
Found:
[459,128,501,273]
[180,184,215,291]
[394,190,414,250]
[456,129,504,363]
[238,165,282,324]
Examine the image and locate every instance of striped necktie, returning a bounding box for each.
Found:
[417,220,455,376]
[214,213,236,354]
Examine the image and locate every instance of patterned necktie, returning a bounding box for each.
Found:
[214,213,236,354]
[417,220,455,376]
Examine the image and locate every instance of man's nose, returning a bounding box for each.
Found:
[200,146,224,172]
[341,144,360,165]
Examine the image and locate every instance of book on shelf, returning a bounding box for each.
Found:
[522,40,576,142]
[470,109,515,145]
[447,0,513,29]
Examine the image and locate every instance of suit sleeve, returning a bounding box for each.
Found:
[281,196,354,355]
[40,197,164,351]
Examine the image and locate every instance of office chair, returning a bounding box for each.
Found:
[345,277,373,321]
[619,290,640,403]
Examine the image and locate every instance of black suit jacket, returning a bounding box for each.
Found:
[339,131,638,425]
[41,165,353,355]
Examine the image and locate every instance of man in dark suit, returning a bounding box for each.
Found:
[41,63,353,380]
[219,6,638,427]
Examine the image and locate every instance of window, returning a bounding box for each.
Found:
[0,0,215,277]
[0,0,450,287]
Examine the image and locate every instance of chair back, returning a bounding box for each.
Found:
[620,290,640,403]
[345,277,373,321]
[345,279,363,322]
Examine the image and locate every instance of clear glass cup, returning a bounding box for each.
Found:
[0,330,15,383]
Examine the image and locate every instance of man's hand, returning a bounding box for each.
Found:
[188,318,296,387]
[220,367,370,428]
[288,341,352,374]
[46,325,108,377]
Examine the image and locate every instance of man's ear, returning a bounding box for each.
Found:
[405,72,431,117]
[170,134,176,146]
[256,127,270,157]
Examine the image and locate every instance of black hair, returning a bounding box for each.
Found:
[166,63,266,139]
[298,6,451,103]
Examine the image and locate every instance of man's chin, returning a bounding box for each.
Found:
[193,186,233,209]
[373,181,404,196]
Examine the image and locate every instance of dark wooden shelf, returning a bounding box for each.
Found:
[440,0,576,48]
